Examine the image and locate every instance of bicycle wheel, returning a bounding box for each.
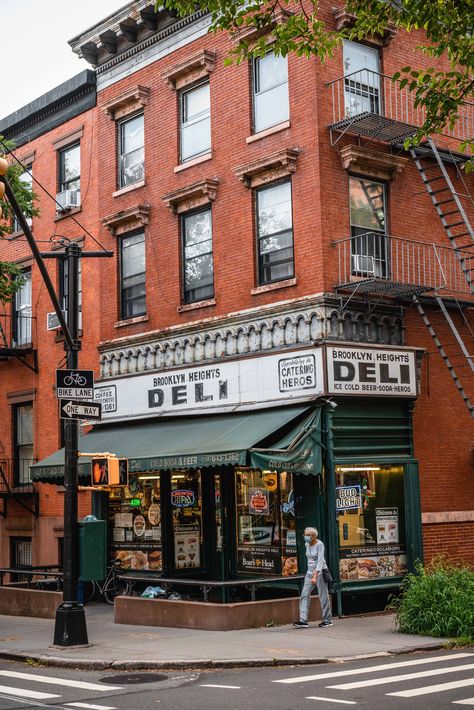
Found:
[104,577,129,604]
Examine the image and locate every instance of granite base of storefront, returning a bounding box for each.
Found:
[0,588,62,619]
[114,595,323,630]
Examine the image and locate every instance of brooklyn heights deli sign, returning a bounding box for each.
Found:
[95,348,324,421]
[326,346,417,397]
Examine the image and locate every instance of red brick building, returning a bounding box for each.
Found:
[0,0,472,613]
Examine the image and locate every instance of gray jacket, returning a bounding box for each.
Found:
[305,539,327,574]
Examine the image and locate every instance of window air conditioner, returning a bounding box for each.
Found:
[56,189,80,211]
[352,254,383,277]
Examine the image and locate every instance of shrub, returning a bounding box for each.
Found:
[388,556,474,641]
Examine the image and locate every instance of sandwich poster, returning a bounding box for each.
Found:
[375,507,399,544]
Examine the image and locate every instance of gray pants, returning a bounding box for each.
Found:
[299,571,332,623]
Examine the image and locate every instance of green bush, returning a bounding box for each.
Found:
[388,556,474,641]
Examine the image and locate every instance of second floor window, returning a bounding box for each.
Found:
[58,144,80,193]
[120,231,146,319]
[180,82,211,162]
[118,113,144,188]
[14,403,33,485]
[349,176,387,277]
[13,270,32,346]
[253,51,289,133]
[256,180,294,285]
[13,167,33,232]
[182,208,214,303]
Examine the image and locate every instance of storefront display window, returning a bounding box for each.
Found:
[236,469,297,575]
[336,464,407,582]
[171,470,202,570]
[110,473,162,571]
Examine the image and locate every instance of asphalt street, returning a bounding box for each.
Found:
[0,649,473,710]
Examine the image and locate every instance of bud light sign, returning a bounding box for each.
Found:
[336,485,362,511]
[171,489,195,507]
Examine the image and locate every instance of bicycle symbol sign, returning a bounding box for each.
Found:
[56,369,94,400]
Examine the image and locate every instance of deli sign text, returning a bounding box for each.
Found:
[327,346,417,397]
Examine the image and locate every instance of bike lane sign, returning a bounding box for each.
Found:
[56,369,94,400]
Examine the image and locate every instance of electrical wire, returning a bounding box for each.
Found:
[0,136,110,254]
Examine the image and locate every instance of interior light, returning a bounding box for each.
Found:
[338,467,381,472]
[138,475,160,480]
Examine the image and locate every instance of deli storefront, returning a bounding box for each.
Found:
[31,343,424,612]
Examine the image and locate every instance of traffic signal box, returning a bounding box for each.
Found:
[91,457,128,487]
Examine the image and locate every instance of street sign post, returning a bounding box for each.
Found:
[56,370,94,400]
[60,400,102,421]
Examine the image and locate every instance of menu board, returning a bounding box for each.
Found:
[174,524,200,569]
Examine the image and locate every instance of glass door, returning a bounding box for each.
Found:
[170,470,203,572]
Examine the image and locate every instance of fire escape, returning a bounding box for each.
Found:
[0,313,37,373]
[327,68,474,416]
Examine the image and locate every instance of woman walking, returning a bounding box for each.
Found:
[293,527,333,628]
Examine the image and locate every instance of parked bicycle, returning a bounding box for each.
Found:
[81,562,131,604]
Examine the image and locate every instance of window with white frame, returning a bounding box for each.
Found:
[13,270,32,346]
[253,51,289,133]
[58,144,80,193]
[180,82,211,162]
[118,113,144,188]
[120,231,146,319]
[182,207,214,303]
[349,176,387,278]
[256,180,294,285]
[13,167,33,232]
[14,403,33,485]
[343,40,381,117]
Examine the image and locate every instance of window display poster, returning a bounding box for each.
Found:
[376,507,399,544]
[339,545,407,581]
[174,524,200,569]
[237,545,279,573]
[248,487,269,515]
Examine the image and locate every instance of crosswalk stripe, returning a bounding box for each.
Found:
[66,704,117,710]
[0,671,122,691]
[388,678,474,698]
[200,684,241,689]
[328,662,474,690]
[273,653,474,684]
[306,697,357,704]
[0,684,60,700]
[453,700,474,705]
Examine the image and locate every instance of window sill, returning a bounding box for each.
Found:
[246,121,291,144]
[174,153,213,173]
[177,298,216,313]
[115,314,148,328]
[251,277,297,295]
[113,180,146,198]
[54,206,82,222]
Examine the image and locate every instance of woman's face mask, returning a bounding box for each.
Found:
[304,535,312,543]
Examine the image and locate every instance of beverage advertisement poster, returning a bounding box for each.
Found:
[248,488,269,515]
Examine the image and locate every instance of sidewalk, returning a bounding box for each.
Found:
[0,604,447,670]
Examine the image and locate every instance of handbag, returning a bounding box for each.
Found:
[322,567,332,584]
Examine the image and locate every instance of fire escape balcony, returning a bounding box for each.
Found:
[332,233,474,299]
[0,459,38,517]
[0,313,37,373]
[326,69,473,147]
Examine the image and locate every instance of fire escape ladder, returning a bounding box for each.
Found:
[413,295,474,417]
[410,138,474,294]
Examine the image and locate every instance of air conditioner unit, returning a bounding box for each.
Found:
[56,189,80,211]
[352,254,383,278]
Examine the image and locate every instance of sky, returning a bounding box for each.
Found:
[1,0,127,120]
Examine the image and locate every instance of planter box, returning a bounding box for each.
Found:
[0,587,62,619]
[115,595,322,630]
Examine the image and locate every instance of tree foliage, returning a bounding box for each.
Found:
[157,0,473,163]
[0,137,38,304]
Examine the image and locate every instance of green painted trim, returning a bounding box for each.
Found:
[404,460,424,571]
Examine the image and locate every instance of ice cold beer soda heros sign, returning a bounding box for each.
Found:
[326,346,417,397]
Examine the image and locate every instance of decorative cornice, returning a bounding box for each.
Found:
[232,6,294,46]
[102,85,150,120]
[340,144,408,181]
[234,148,300,188]
[162,50,217,90]
[332,6,397,46]
[162,178,219,214]
[102,203,150,236]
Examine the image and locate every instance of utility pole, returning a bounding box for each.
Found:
[0,166,112,646]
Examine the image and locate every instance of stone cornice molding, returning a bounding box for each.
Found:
[332,6,397,46]
[232,6,294,46]
[340,144,408,181]
[234,148,300,188]
[102,203,150,236]
[162,50,217,90]
[102,85,150,120]
[162,178,219,214]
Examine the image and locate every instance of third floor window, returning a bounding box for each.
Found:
[182,208,214,304]
[256,180,294,285]
[253,52,289,133]
[13,270,32,346]
[12,167,33,232]
[118,113,144,188]
[58,144,80,193]
[120,231,146,320]
[180,82,211,163]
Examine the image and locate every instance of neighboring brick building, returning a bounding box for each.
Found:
[0,0,472,614]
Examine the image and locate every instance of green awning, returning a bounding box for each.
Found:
[31,405,321,483]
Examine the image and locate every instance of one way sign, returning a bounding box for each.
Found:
[60,400,102,421]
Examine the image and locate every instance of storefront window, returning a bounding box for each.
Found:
[336,464,407,582]
[236,469,297,575]
[110,474,162,572]
[171,470,202,570]
[215,473,222,551]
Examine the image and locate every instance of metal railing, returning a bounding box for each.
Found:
[0,312,35,350]
[0,459,36,495]
[332,233,474,295]
[327,69,473,143]
[0,566,63,589]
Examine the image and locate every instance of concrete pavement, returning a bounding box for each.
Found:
[0,604,447,670]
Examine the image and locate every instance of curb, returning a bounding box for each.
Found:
[0,643,449,671]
